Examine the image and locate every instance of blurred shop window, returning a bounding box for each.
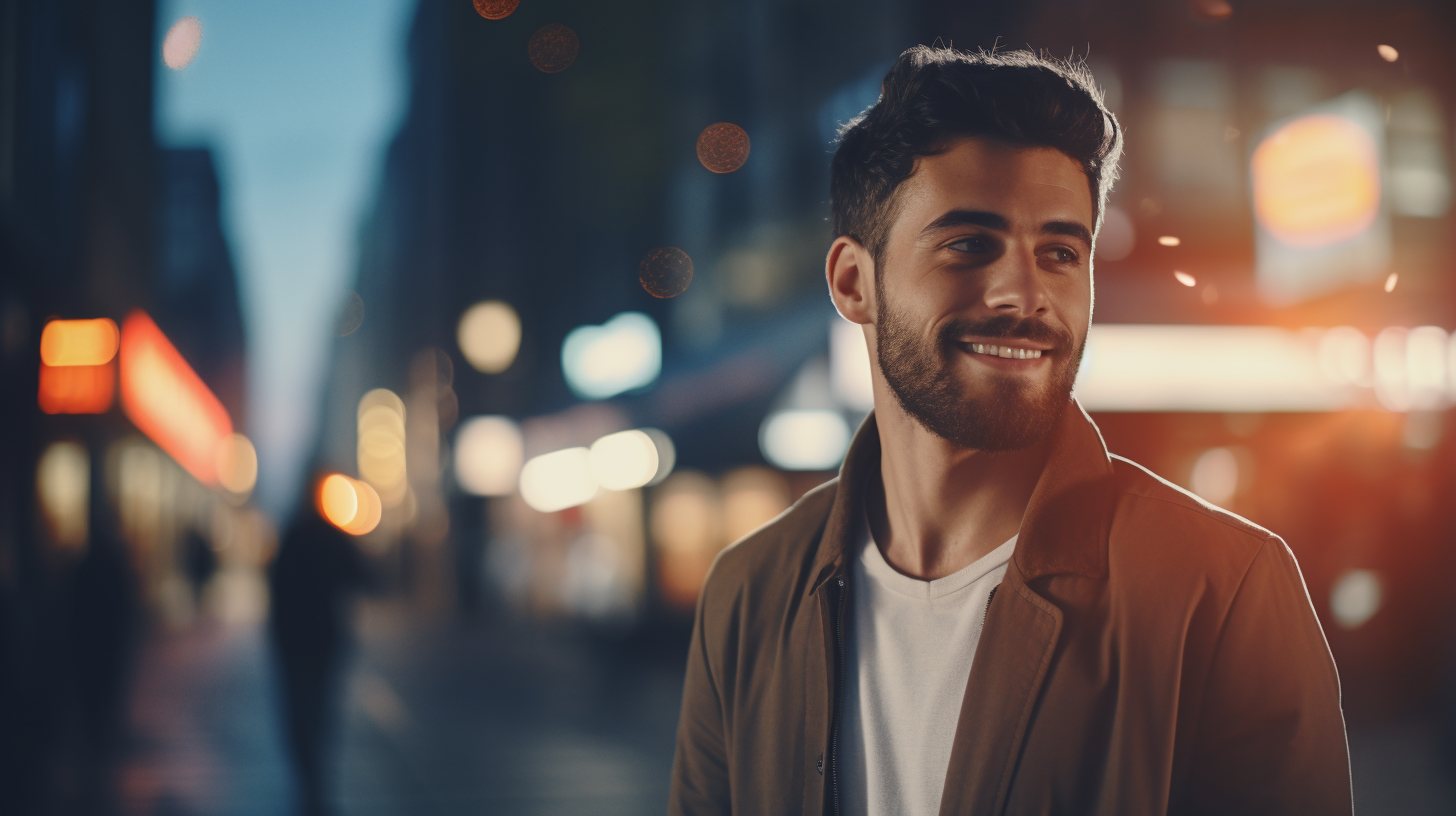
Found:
[1386,89,1451,218]
[1150,60,1239,195]
[651,472,722,611]
[37,441,89,555]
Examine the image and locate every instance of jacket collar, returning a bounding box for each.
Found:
[810,397,1114,593]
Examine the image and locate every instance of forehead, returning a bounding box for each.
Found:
[895,137,1094,230]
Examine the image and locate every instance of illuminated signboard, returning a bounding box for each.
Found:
[37,318,119,414]
[118,309,232,486]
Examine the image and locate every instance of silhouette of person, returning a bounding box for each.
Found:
[268,484,372,816]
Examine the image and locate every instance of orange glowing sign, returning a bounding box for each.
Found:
[119,309,232,486]
[1252,114,1380,248]
[37,317,120,414]
[316,474,382,536]
[38,362,115,414]
[41,318,119,366]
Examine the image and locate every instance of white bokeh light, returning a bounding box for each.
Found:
[453,416,524,496]
[588,430,660,491]
[759,409,850,471]
[519,447,597,512]
[561,312,661,400]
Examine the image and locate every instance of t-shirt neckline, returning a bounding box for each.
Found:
[860,513,1016,601]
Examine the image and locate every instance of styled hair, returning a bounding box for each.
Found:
[830,46,1122,265]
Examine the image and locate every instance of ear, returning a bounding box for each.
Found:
[826,235,875,325]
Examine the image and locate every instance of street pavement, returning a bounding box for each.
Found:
[118,600,1456,815]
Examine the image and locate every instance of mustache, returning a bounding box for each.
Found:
[938,314,1074,350]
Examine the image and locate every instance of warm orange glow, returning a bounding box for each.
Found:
[473,0,518,19]
[41,318,119,366]
[697,123,750,174]
[1157,235,1181,247]
[216,433,258,496]
[1252,114,1380,248]
[316,474,381,536]
[38,363,115,414]
[1174,270,1198,287]
[1377,44,1399,63]
[119,310,232,486]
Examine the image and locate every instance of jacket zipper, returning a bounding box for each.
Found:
[830,575,847,816]
[982,584,999,628]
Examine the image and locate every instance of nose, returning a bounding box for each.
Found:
[982,245,1050,317]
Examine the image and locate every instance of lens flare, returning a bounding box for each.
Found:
[639,247,694,298]
[162,16,203,70]
[696,123,751,173]
[528,24,579,73]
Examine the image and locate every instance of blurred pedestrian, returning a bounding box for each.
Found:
[269,481,372,816]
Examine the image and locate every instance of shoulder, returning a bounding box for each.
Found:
[698,477,838,613]
[1105,454,1276,584]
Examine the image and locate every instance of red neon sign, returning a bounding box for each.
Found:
[119,309,232,486]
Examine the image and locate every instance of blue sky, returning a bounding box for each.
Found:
[155,0,414,515]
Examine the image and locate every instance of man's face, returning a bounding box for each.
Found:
[871,137,1094,452]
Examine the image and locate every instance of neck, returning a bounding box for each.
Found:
[867,395,1053,581]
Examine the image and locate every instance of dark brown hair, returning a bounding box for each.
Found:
[830,46,1122,264]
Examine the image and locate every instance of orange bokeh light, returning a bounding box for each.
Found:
[38,362,115,414]
[639,247,694,298]
[316,474,381,536]
[696,123,750,174]
[1252,114,1380,248]
[473,0,518,20]
[119,309,232,486]
[40,318,119,366]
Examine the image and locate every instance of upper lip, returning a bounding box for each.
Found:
[955,337,1054,352]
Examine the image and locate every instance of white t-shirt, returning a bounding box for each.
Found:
[840,516,1016,816]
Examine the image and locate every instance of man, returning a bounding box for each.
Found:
[669,46,1351,815]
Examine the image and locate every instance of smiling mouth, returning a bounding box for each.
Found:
[962,342,1046,360]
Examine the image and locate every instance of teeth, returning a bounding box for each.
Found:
[968,343,1042,359]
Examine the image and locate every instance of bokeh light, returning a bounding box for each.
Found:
[1384,272,1398,293]
[642,428,676,485]
[1406,326,1448,410]
[639,247,694,298]
[1190,447,1239,504]
[1252,114,1380,248]
[650,472,721,610]
[457,300,521,374]
[1317,327,1370,386]
[561,312,661,400]
[721,467,791,543]
[162,16,203,70]
[1190,0,1233,21]
[357,389,408,506]
[473,0,519,20]
[337,291,365,336]
[760,409,850,471]
[40,318,119,366]
[696,123,751,173]
[830,317,874,412]
[1377,44,1399,63]
[317,473,382,535]
[528,24,579,74]
[1093,205,1134,262]
[36,441,89,553]
[216,433,259,497]
[1173,270,1197,287]
[1331,569,1382,629]
[519,447,597,512]
[1157,235,1181,247]
[589,430,660,491]
[453,416,524,496]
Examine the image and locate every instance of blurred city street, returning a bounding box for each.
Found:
[118,607,685,816]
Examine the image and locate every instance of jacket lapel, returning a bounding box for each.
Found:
[937,565,1064,815]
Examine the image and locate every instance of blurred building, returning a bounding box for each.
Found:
[0,1,255,811]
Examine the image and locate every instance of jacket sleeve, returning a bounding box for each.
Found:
[668,575,732,815]
[1179,534,1353,816]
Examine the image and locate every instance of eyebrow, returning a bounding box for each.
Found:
[920,209,1093,248]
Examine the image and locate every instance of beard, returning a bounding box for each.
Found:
[874,276,1084,452]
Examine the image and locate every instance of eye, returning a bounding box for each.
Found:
[1045,246,1079,264]
[948,235,992,254]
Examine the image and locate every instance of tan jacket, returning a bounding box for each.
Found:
[669,402,1351,815]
